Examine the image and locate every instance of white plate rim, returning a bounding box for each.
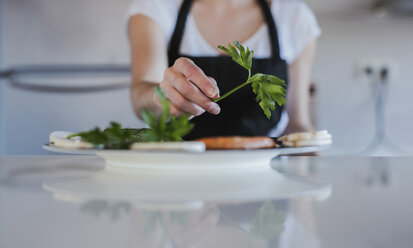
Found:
[43,144,329,156]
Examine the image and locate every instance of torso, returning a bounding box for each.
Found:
[191,0,266,54]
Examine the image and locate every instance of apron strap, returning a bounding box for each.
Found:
[257,0,282,60]
[168,0,195,61]
[168,0,282,61]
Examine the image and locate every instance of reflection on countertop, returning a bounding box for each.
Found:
[78,200,288,247]
[1,156,413,247]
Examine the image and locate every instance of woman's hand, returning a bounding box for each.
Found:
[129,16,220,119]
[158,57,221,116]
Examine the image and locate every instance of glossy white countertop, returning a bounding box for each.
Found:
[1,155,412,248]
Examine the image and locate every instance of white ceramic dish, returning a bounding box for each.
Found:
[43,144,328,170]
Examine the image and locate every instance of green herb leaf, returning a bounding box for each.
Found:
[216,42,286,119]
[165,114,194,141]
[65,87,192,147]
[67,123,148,149]
[67,127,108,146]
[251,73,287,119]
[102,123,147,149]
[218,41,253,71]
[140,87,194,142]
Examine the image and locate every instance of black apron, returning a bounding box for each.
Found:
[168,0,288,140]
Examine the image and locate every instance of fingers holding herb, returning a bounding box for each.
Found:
[161,57,221,116]
[207,76,220,99]
[160,82,205,116]
[173,57,219,99]
[167,80,219,115]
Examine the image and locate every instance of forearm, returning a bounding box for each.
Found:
[285,69,314,133]
[129,15,167,119]
[284,40,317,134]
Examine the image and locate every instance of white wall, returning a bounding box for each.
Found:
[306,0,376,14]
[0,0,143,154]
[0,0,5,154]
[2,0,131,65]
[312,14,413,155]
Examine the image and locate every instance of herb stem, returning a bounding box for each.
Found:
[214,70,252,103]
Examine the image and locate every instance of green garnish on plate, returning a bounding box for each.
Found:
[66,123,148,149]
[66,87,193,149]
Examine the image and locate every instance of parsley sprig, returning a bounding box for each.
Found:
[140,86,194,142]
[66,123,147,149]
[66,87,193,148]
[215,41,286,119]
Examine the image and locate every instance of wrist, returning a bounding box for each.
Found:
[132,82,161,118]
[283,121,315,135]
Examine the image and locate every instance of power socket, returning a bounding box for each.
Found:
[355,59,398,83]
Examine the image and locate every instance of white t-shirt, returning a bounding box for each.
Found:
[126,0,321,64]
[126,0,321,136]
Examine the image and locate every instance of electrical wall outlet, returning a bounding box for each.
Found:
[354,59,398,83]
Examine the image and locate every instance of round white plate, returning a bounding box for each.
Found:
[43,144,328,170]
